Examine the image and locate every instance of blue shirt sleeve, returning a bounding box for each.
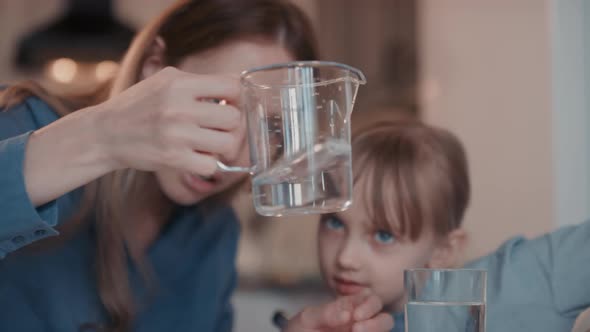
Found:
[527,219,590,314]
[0,96,65,258]
[466,220,590,330]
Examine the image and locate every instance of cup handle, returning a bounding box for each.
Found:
[216,161,253,173]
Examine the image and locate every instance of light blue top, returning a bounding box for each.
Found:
[0,95,240,331]
[391,219,590,332]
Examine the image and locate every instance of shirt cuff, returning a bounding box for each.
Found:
[0,132,59,258]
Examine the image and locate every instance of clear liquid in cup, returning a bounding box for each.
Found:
[251,138,352,216]
[405,301,485,332]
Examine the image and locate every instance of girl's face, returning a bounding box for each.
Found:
[317,182,446,312]
[152,40,293,206]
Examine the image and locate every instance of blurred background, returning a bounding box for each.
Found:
[1,0,589,330]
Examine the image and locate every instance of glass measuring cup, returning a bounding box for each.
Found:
[217,61,366,216]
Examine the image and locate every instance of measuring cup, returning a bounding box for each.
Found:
[217,61,366,216]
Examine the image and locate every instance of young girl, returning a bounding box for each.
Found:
[317,114,590,332]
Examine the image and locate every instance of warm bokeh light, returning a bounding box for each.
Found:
[95,60,119,82]
[49,58,78,83]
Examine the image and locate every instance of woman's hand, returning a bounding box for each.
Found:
[285,293,394,332]
[96,66,243,176]
[24,67,243,206]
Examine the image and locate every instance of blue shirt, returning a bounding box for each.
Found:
[391,219,590,332]
[0,96,240,331]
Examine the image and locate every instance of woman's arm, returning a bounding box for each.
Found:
[25,67,243,207]
[0,98,69,257]
[0,67,243,257]
[23,105,114,207]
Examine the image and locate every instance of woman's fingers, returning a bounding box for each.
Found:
[164,67,241,103]
[176,150,219,176]
[192,102,243,131]
[188,127,239,158]
[100,66,244,174]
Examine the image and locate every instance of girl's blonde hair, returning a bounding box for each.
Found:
[351,113,470,241]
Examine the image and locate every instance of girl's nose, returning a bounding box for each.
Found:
[336,238,362,271]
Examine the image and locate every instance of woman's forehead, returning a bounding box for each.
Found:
[177,40,293,75]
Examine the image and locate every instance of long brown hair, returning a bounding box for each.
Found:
[0,1,317,331]
[351,114,470,242]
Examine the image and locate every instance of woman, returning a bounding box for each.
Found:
[0,0,392,331]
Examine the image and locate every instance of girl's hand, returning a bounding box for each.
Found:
[285,293,394,332]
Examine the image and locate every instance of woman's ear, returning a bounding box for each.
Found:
[141,36,167,80]
[427,228,467,268]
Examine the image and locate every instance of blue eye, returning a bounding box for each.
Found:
[374,230,395,244]
[324,216,344,230]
